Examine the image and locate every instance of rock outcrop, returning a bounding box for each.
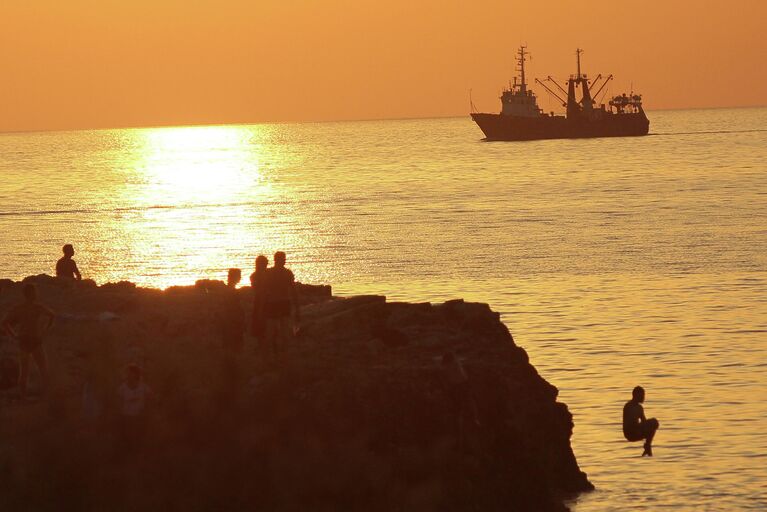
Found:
[0,276,592,511]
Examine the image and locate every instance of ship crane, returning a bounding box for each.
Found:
[546,76,569,98]
[591,74,613,103]
[590,74,603,91]
[595,84,611,105]
[535,77,567,106]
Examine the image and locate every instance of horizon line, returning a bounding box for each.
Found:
[2,104,765,136]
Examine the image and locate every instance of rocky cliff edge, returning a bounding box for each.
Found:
[0,275,593,511]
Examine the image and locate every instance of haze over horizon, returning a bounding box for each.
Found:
[2,0,765,133]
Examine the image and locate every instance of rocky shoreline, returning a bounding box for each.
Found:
[0,275,593,511]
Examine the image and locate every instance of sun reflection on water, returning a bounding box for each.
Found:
[135,125,266,206]
[107,125,282,287]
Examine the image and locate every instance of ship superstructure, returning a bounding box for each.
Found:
[471,47,649,141]
[500,46,541,118]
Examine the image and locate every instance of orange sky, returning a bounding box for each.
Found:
[1,0,765,132]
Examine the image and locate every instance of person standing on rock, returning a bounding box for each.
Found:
[56,244,82,281]
[623,385,660,456]
[1,284,55,399]
[263,251,300,358]
[219,268,245,353]
[115,364,156,455]
[211,269,246,410]
[250,255,269,348]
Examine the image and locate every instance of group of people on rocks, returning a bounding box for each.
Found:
[217,250,301,358]
[1,244,660,456]
[1,245,302,415]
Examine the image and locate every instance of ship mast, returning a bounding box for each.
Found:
[567,48,593,117]
[576,48,583,80]
[516,46,528,94]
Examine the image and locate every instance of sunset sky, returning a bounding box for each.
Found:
[1,0,765,132]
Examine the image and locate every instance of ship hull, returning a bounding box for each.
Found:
[471,111,649,141]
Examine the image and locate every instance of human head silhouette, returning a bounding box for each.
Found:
[274,251,286,268]
[255,255,268,272]
[227,268,242,287]
[23,284,37,302]
[632,386,645,403]
[62,244,74,257]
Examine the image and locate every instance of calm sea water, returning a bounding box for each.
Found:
[1,108,766,510]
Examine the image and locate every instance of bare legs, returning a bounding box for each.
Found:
[641,418,659,456]
[264,317,291,361]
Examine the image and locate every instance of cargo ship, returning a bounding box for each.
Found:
[471,47,649,141]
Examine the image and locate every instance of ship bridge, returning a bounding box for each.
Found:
[500,46,543,118]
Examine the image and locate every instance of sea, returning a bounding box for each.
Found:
[1,108,766,510]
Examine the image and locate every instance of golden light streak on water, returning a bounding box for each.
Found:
[136,125,265,206]
[107,125,281,288]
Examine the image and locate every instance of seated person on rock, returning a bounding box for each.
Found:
[56,244,82,281]
[623,385,659,456]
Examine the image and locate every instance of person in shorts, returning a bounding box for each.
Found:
[1,284,55,398]
[262,251,300,357]
[623,385,660,456]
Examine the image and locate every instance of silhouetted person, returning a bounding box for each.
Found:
[115,364,156,455]
[56,244,82,281]
[623,386,660,456]
[250,255,269,345]
[117,364,155,418]
[219,268,245,353]
[1,284,54,399]
[263,251,300,357]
